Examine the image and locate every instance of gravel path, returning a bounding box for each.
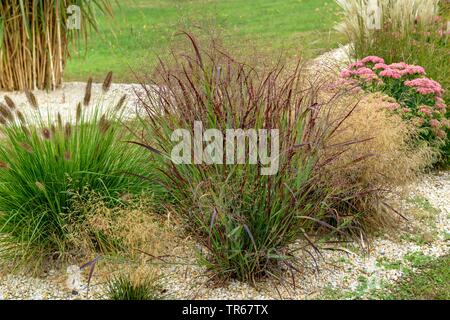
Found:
[0,82,147,124]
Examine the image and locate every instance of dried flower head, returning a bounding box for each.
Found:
[16,110,26,124]
[57,113,63,128]
[42,128,52,140]
[35,181,45,192]
[4,95,16,110]
[102,71,113,93]
[20,142,33,153]
[21,125,31,137]
[65,122,72,138]
[25,90,39,109]
[76,102,82,123]
[0,103,14,122]
[84,77,93,106]
[115,94,128,111]
[99,115,111,133]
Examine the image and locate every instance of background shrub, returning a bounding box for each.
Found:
[0,83,149,269]
[336,0,448,99]
[335,0,449,165]
[339,56,449,162]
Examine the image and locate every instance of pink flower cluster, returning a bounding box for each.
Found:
[341,56,426,81]
[339,56,448,142]
[373,62,426,78]
[404,78,444,96]
[380,68,402,79]
[360,56,385,64]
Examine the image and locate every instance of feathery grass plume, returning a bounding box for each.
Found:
[0,103,14,122]
[35,182,45,192]
[25,90,39,109]
[21,125,31,137]
[99,115,111,133]
[102,72,113,93]
[4,96,16,110]
[84,77,93,106]
[76,103,82,123]
[65,122,72,138]
[0,161,9,169]
[64,151,71,161]
[114,94,127,111]
[57,113,63,128]
[0,102,150,271]
[16,111,26,124]
[20,142,33,153]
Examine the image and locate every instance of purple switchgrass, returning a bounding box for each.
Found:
[130,33,373,283]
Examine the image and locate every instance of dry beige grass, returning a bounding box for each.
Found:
[67,194,175,262]
[315,86,436,236]
[326,91,434,185]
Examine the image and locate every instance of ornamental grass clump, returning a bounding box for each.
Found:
[0,75,149,269]
[339,56,449,163]
[106,268,165,300]
[131,34,387,283]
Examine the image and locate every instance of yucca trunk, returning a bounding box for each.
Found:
[0,0,113,91]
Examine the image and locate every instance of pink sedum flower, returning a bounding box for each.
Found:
[340,68,353,78]
[402,65,426,75]
[436,130,447,139]
[419,106,432,116]
[429,119,440,128]
[388,62,409,70]
[405,78,444,96]
[373,63,388,70]
[349,61,364,69]
[380,68,402,79]
[361,56,385,64]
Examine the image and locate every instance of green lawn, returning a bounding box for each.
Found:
[323,254,450,300]
[65,0,343,82]
[373,255,450,300]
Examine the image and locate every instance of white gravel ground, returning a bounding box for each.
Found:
[0,82,146,124]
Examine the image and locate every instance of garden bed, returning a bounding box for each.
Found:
[0,171,448,300]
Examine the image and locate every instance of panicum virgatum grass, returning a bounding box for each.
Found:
[130,34,385,283]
